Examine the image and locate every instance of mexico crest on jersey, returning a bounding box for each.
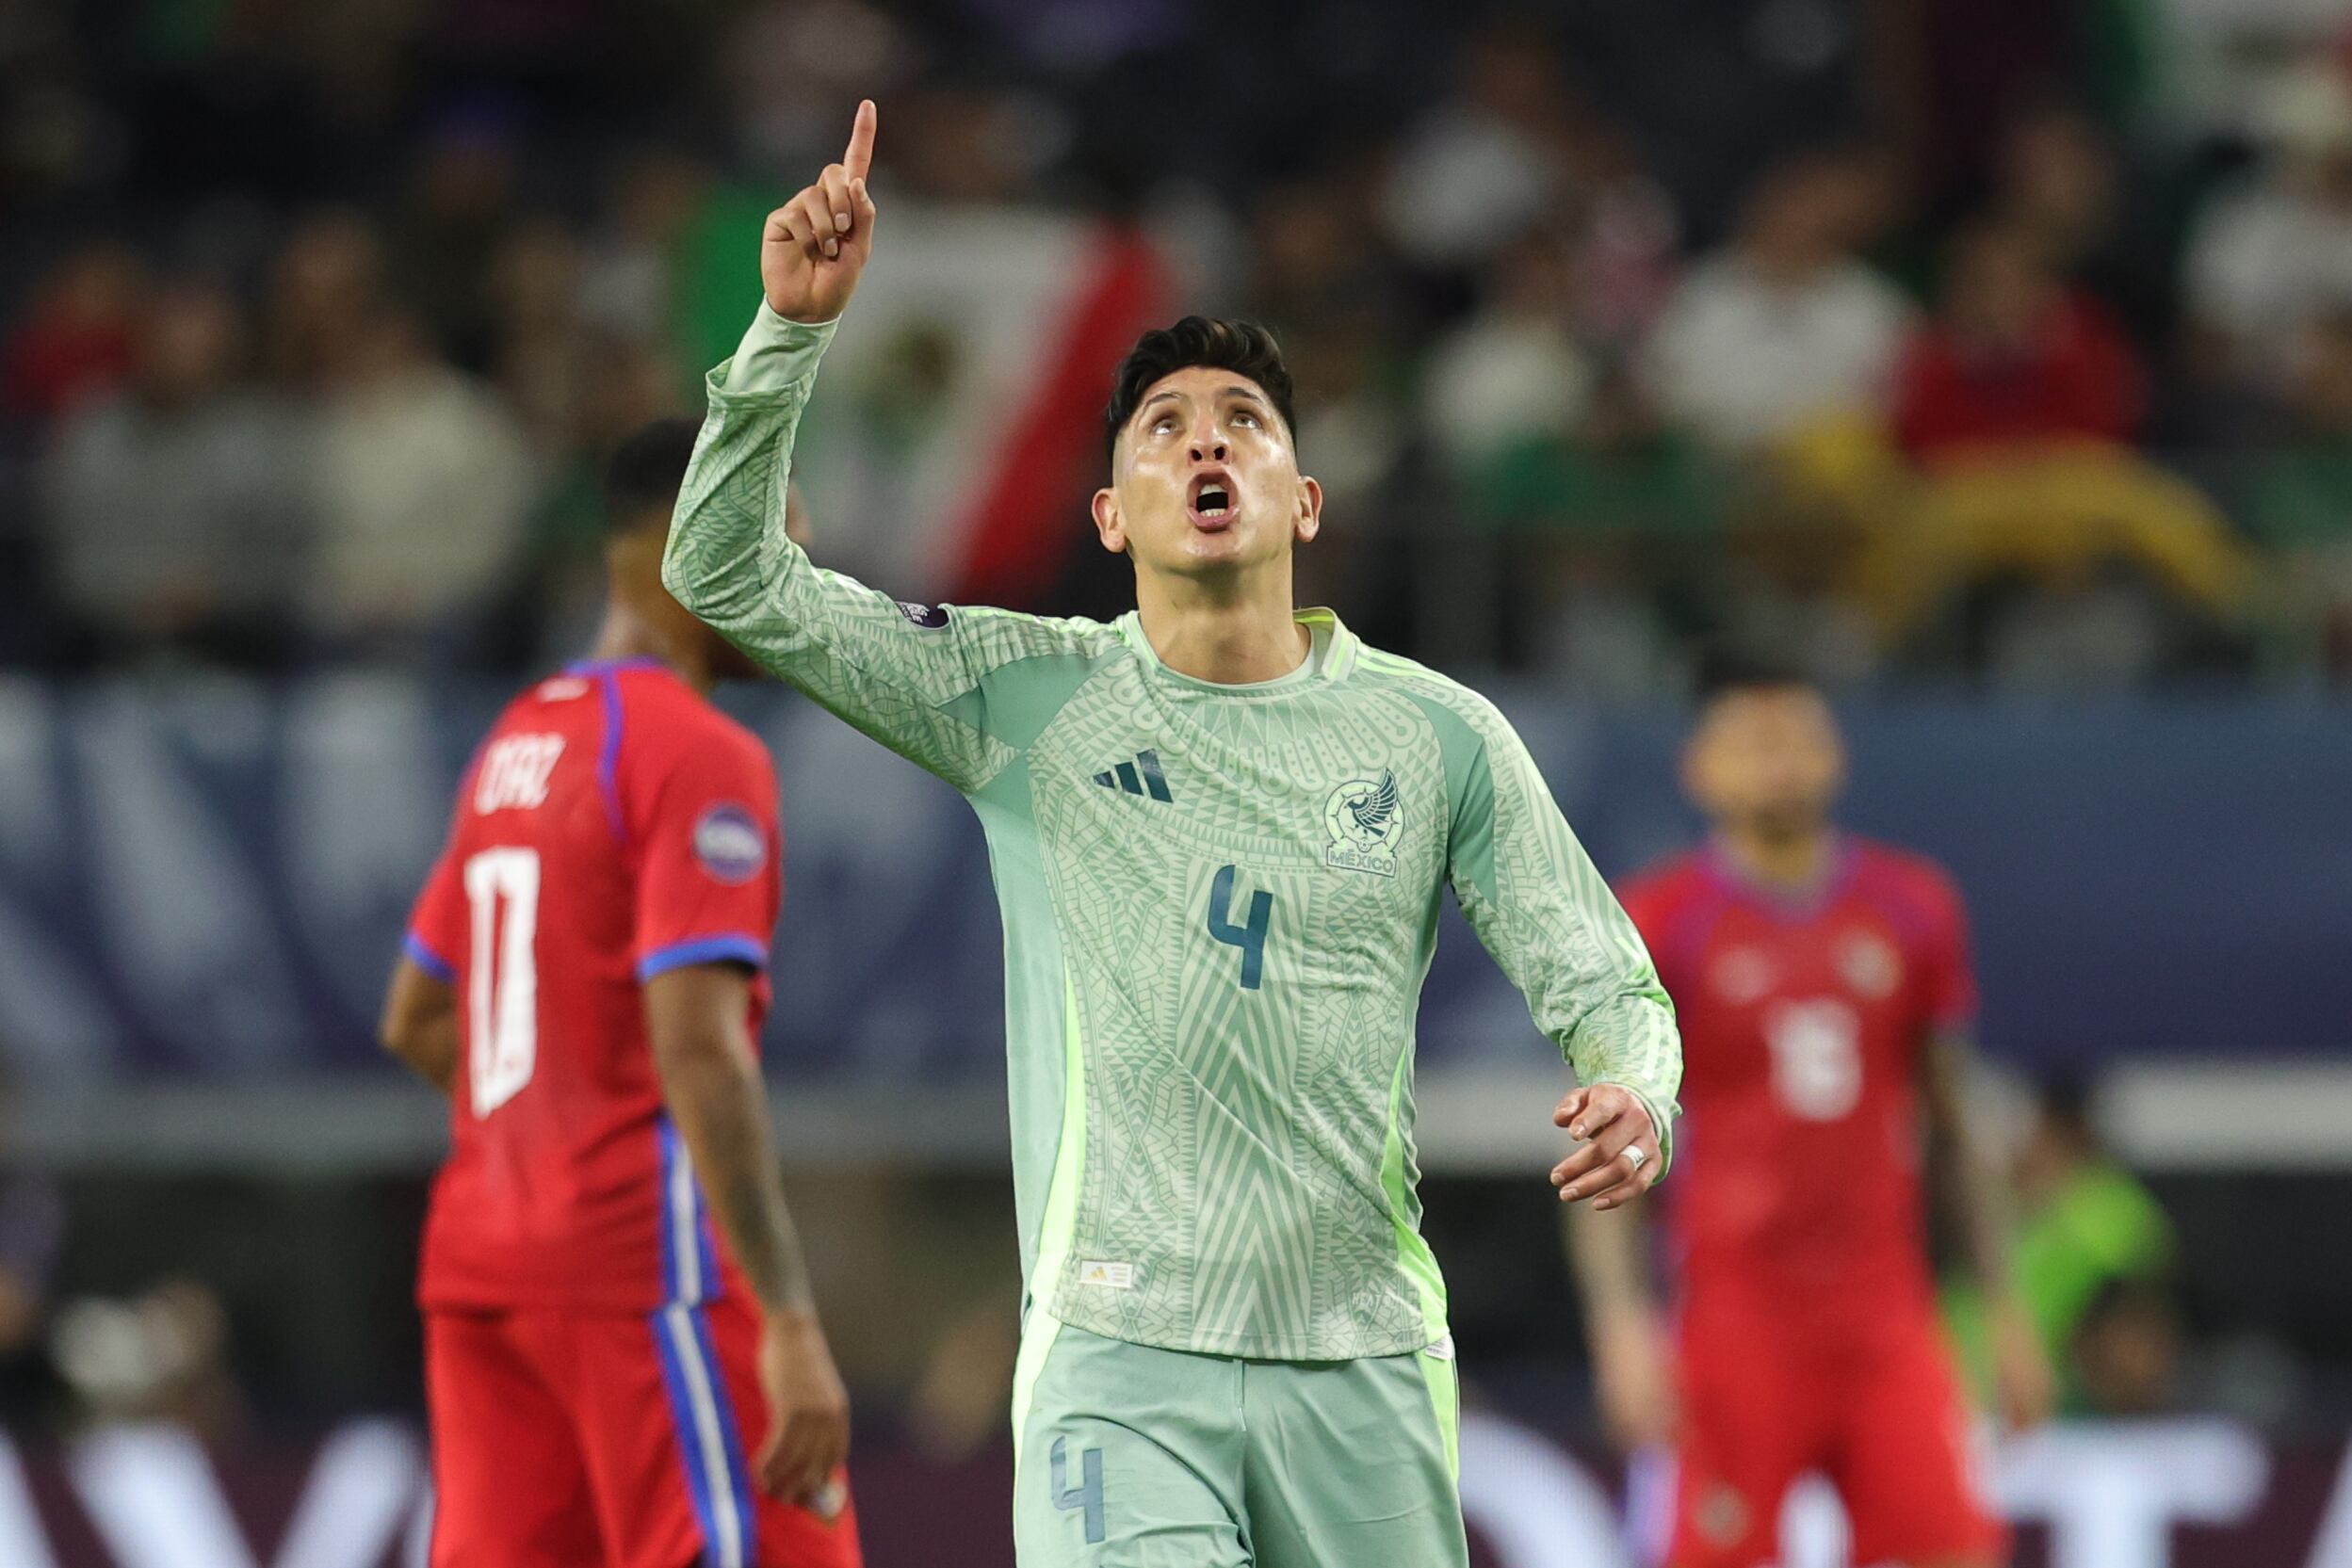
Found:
[1323,771,1403,877]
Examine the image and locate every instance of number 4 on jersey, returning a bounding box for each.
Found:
[1206,865,1273,991]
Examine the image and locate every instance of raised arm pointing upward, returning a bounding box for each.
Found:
[667,101,1679,1568]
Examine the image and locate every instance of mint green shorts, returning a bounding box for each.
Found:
[1010,1313,1468,1568]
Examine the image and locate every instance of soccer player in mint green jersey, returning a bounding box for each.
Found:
[666,101,1682,1568]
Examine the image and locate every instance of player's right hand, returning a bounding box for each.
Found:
[1551,1084,1663,1209]
[1590,1301,1679,1453]
[756,1307,852,1513]
[762,99,879,324]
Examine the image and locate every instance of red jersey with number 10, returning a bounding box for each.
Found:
[403,658,780,1314]
[1615,837,1975,1313]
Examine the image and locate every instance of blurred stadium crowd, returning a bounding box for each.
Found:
[0,5,2346,1561]
[5,0,2352,690]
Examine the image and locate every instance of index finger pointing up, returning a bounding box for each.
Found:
[843,99,877,182]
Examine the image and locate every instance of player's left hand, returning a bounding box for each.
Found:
[1990,1294,2056,1431]
[756,1308,852,1513]
[762,99,879,324]
[1550,1085,1662,1210]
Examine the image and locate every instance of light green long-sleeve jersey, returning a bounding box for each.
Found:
[667,306,1680,1361]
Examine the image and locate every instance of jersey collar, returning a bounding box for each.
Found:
[1118,607,1358,694]
[1701,832,1856,920]
[563,655,670,678]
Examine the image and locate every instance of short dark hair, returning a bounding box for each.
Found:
[1104,315,1297,461]
[1694,647,1818,708]
[603,417,702,534]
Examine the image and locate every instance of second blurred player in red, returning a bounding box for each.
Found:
[379,421,861,1568]
[1565,657,2050,1568]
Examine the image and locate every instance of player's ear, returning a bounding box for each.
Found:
[1293,476,1322,545]
[1091,486,1127,556]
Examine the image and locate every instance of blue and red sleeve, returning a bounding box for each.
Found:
[404,847,464,985]
[1917,865,1979,1035]
[621,691,782,983]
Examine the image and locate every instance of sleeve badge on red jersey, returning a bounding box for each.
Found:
[692,802,768,884]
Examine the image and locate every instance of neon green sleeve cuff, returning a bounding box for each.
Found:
[718,302,839,395]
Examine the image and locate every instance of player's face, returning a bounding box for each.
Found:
[1683,687,1845,839]
[1093,367,1321,582]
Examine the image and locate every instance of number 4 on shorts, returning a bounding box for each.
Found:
[1049,1436,1105,1544]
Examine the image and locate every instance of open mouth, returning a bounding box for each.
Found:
[1188,472,1235,529]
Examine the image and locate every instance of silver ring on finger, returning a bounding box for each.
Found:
[1624,1144,1648,1173]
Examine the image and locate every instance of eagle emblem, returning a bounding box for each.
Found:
[1323,771,1403,876]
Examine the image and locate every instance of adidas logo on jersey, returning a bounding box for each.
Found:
[1092,749,1173,802]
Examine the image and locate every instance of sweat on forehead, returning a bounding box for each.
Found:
[1136,378,1273,418]
[1104,315,1297,461]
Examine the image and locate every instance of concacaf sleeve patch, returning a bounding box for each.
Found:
[691,802,768,884]
[896,600,950,628]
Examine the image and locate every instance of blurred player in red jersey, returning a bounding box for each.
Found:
[378,420,862,1568]
[1565,657,2051,1568]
